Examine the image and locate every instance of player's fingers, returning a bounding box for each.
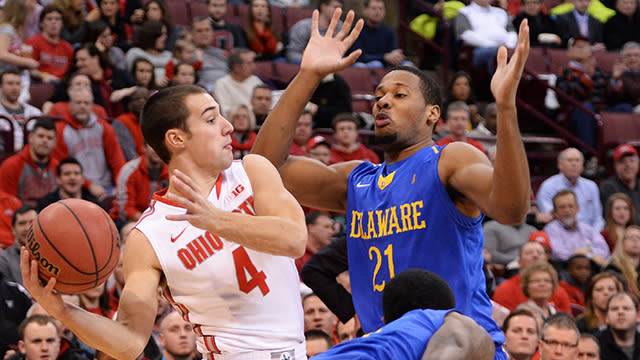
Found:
[311,10,320,38]
[172,169,202,193]
[343,19,364,49]
[44,277,56,293]
[325,7,342,38]
[166,192,196,210]
[20,247,31,281]
[495,46,507,72]
[336,10,355,40]
[338,49,362,70]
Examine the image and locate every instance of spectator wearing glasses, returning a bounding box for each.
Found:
[539,313,580,360]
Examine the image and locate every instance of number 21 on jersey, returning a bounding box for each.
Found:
[369,244,395,292]
[233,246,270,296]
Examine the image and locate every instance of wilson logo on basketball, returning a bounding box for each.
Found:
[25,227,60,277]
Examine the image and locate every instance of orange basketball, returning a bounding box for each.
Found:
[26,199,120,294]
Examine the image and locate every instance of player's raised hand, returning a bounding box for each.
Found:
[165,169,224,231]
[20,247,65,317]
[300,8,364,78]
[490,19,530,108]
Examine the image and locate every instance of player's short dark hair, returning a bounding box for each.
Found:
[389,66,442,110]
[306,211,332,226]
[0,69,20,84]
[141,85,208,164]
[31,118,56,134]
[12,205,36,227]
[18,314,58,340]
[39,5,63,24]
[382,268,455,324]
[304,329,334,347]
[502,308,538,335]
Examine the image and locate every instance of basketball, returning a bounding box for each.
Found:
[26,199,120,294]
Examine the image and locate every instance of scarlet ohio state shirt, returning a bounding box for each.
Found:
[136,161,304,356]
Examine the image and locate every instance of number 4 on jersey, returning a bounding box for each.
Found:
[233,246,270,296]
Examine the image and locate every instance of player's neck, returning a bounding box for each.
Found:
[383,137,433,164]
[166,161,220,199]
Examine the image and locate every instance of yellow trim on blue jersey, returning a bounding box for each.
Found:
[378,171,396,190]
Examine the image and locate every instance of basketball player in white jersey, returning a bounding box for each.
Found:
[19,10,365,360]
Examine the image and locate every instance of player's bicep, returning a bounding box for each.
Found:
[117,229,162,342]
[441,143,494,214]
[278,156,359,212]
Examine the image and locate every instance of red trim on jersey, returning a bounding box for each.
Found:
[203,335,221,354]
[135,201,156,226]
[215,173,223,200]
[161,285,191,323]
[152,188,184,208]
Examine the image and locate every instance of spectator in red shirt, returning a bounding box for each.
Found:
[558,254,590,306]
[0,118,58,207]
[329,113,380,164]
[24,5,74,83]
[0,192,23,250]
[290,110,313,156]
[113,143,168,222]
[436,101,486,154]
[112,87,148,161]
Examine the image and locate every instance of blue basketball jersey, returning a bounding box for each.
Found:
[311,309,451,360]
[346,145,504,344]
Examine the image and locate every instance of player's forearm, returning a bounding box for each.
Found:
[490,105,530,224]
[208,211,307,258]
[251,70,324,168]
[56,302,149,360]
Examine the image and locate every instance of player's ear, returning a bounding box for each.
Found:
[425,105,440,129]
[165,128,186,151]
[18,340,25,354]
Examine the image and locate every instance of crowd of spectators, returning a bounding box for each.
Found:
[0,0,639,358]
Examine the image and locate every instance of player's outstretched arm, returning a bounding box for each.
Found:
[422,313,495,360]
[440,20,531,224]
[166,155,308,257]
[252,8,363,168]
[20,231,162,360]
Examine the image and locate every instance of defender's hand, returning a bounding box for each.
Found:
[490,19,530,108]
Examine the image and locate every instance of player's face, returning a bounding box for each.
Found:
[29,127,56,158]
[606,294,637,331]
[373,71,434,150]
[159,313,196,357]
[540,326,579,360]
[0,73,22,104]
[303,295,336,336]
[41,11,63,37]
[577,337,600,360]
[13,210,36,246]
[57,163,84,196]
[181,93,234,172]
[591,278,618,312]
[504,315,538,359]
[18,323,60,360]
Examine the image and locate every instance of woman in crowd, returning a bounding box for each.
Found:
[244,0,282,60]
[520,262,560,318]
[125,20,171,86]
[71,43,135,117]
[141,0,180,51]
[229,104,257,160]
[0,0,39,73]
[443,71,480,129]
[603,225,640,298]
[55,0,88,44]
[78,282,115,319]
[601,193,636,252]
[86,0,132,51]
[576,272,624,333]
[130,57,157,90]
[85,19,126,70]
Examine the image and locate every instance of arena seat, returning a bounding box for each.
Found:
[167,0,191,27]
[27,82,56,110]
[594,51,620,73]
[189,0,209,19]
[271,5,285,34]
[274,62,300,84]
[253,61,275,81]
[284,7,313,32]
[546,48,570,74]
[0,115,14,160]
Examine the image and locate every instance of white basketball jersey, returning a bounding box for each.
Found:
[136,161,304,356]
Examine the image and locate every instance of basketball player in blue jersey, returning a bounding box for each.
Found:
[311,269,495,360]
[252,8,532,360]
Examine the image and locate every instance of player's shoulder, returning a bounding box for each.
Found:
[125,228,162,271]
[241,154,277,174]
[439,141,491,168]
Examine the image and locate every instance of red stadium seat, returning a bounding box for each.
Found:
[274,62,300,84]
[236,3,249,26]
[372,68,391,87]
[546,48,570,74]
[594,51,621,73]
[167,0,191,27]
[27,82,56,110]
[190,0,209,20]
[253,60,275,80]
[337,67,374,94]
[270,5,285,34]
[284,7,313,32]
